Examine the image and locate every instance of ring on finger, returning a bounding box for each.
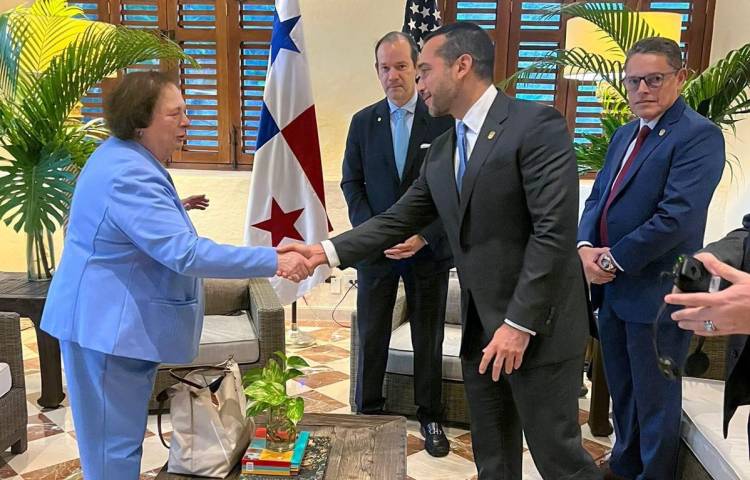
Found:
[703,320,717,332]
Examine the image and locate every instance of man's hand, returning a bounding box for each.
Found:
[182,194,210,211]
[478,324,531,380]
[383,235,426,260]
[578,246,616,284]
[276,251,313,283]
[276,243,329,270]
[665,253,750,336]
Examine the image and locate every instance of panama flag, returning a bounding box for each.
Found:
[244,0,331,305]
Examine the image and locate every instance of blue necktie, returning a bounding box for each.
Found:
[393,108,409,180]
[456,121,468,193]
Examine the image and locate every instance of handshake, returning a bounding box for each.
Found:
[274,243,328,283]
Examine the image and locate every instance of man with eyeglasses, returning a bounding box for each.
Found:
[578,37,725,480]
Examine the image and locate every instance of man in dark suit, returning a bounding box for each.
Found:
[282,22,600,479]
[666,214,750,449]
[577,37,725,479]
[341,31,453,457]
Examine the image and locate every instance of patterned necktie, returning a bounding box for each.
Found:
[392,108,409,180]
[599,125,652,246]
[456,121,468,193]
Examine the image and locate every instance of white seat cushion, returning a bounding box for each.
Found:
[163,312,259,367]
[0,362,11,397]
[681,377,750,480]
[386,322,463,381]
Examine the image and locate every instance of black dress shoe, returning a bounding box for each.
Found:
[420,421,450,457]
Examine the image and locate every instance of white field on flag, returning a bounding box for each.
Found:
[244,0,330,305]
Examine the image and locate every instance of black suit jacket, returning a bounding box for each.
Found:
[340,96,453,271]
[332,91,590,368]
[701,213,750,439]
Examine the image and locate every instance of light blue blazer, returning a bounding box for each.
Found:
[41,138,277,364]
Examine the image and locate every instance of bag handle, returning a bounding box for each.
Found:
[168,357,234,390]
[156,387,175,449]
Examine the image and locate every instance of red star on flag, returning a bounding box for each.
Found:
[251,199,305,246]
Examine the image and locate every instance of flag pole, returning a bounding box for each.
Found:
[286,300,315,347]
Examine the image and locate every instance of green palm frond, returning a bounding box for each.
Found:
[556,2,657,54]
[0,0,194,241]
[0,13,23,100]
[683,42,750,128]
[500,47,627,101]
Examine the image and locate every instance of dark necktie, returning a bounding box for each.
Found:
[598,125,652,246]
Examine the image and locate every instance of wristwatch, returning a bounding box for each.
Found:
[597,253,618,273]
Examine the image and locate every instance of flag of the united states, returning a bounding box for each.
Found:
[402,0,442,49]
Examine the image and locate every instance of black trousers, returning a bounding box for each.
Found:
[354,263,449,424]
[461,301,601,480]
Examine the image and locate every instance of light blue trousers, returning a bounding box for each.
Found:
[61,341,159,480]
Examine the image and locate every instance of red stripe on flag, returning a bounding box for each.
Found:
[281,105,333,231]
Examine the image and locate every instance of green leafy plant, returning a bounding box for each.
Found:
[0,0,193,279]
[243,351,309,427]
[500,1,750,174]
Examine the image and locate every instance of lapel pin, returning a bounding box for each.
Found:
[377,116,382,122]
[659,128,666,136]
[488,131,496,140]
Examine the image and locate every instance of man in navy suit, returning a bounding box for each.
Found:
[340,31,453,457]
[578,37,725,479]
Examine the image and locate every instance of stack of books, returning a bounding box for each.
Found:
[241,428,310,476]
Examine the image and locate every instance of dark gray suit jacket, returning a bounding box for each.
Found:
[701,214,750,440]
[332,90,591,368]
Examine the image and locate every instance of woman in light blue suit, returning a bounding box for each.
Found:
[40,71,310,479]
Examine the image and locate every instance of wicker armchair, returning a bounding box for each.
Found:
[148,278,284,411]
[0,312,28,454]
[349,276,470,426]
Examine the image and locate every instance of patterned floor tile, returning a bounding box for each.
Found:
[0,459,18,479]
[20,458,80,480]
[406,433,425,456]
[22,359,40,374]
[314,379,351,405]
[4,433,80,475]
[294,344,350,363]
[292,390,346,413]
[26,414,64,442]
[579,408,590,425]
[583,438,610,462]
[407,451,477,480]
[295,370,349,389]
[450,432,474,463]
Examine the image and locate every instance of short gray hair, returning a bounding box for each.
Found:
[625,37,683,71]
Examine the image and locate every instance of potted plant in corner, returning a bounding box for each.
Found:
[243,351,309,452]
[0,0,192,280]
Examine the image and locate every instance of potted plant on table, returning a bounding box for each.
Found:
[0,0,192,280]
[243,351,309,452]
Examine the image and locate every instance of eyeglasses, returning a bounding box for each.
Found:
[623,71,679,92]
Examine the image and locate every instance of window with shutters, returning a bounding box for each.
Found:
[440,0,716,142]
[71,0,275,170]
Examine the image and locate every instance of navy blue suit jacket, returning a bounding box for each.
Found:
[578,97,725,322]
[340,96,453,271]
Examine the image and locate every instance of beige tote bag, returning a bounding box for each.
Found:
[157,359,253,478]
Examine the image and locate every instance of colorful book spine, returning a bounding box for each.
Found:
[242,429,310,476]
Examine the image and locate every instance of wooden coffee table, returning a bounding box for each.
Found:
[156,413,407,479]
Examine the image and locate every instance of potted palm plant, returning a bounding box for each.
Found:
[0,0,193,280]
[500,1,750,174]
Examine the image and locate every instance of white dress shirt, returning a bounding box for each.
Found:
[577,114,663,272]
[323,85,534,335]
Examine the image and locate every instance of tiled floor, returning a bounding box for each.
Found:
[1,313,613,479]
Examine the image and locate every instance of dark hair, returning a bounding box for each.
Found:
[375,31,419,66]
[625,37,683,71]
[424,22,495,81]
[104,71,177,140]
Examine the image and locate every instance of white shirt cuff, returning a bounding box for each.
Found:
[504,319,536,336]
[320,240,341,268]
[577,241,593,249]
